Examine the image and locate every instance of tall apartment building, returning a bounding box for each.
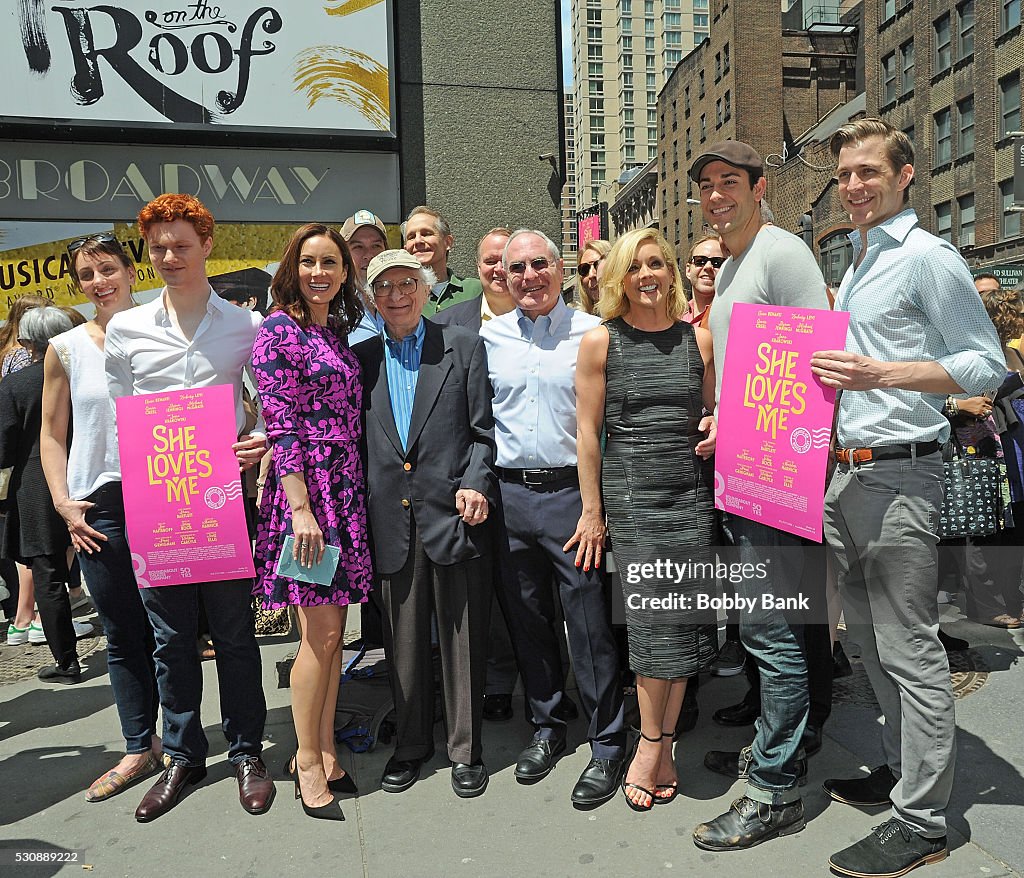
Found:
[860,0,1024,275]
[561,93,579,271]
[570,0,708,217]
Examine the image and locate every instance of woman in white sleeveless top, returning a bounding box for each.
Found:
[40,234,161,801]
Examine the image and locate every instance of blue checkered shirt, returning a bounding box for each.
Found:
[834,209,1005,447]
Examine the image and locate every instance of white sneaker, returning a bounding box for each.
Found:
[28,621,47,644]
[6,623,30,645]
[73,620,94,639]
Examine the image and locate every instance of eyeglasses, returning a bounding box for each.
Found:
[66,232,119,255]
[577,261,601,277]
[689,255,726,269]
[507,257,552,275]
[371,276,420,300]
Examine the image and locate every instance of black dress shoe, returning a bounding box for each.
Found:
[381,749,432,794]
[552,695,579,722]
[570,757,623,807]
[676,688,700,735]
[135,761,207,822]
[236,756,275,814]
[704,746,807,786]
[482,694,513,722]
[37,662,82,684]
[801,725,822,757]
[693,796,805,851]
[829,819,947,877]
[451,762,488,798]
[823,764,897,806]
[712,699,760,727]
[514,734,567,782]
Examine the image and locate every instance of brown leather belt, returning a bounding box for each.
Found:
[834,441,939,464]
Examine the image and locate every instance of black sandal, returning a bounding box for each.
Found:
[622,731,661,812]
[654,729,679,804]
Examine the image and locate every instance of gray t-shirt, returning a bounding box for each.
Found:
[708,224,829,407]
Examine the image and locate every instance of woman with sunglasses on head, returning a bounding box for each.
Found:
[576,228,718,812]
[575,239,611,315]
[39,234,162,799]
[251,223,373,820]
[682,235,726,329]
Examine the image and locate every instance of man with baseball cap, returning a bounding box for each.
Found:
[341,209,389,345]
[688,141,830,851]
[352,249,496,799]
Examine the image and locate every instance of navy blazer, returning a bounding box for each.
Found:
[352,319,497,575]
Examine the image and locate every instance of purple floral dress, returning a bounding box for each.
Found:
[251,311,373,608]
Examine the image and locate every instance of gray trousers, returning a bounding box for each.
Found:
[823,452,954,837]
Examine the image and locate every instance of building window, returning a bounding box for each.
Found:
[624,125,635,143]
[674,218,681,244]
[958,194,975,246]
[882,0,896,21]
[624,109,635,124]
[698,70,705,98]
[591,150,605,167]
[672,100,678,129]
[881,52,896,103]
[934,14,951,74]
[590,115,605,131]
[700,113,706,142]
[621,53,633,67]
[621,16,632,33]
[587,9,601,23]
[723,43,730,73]
[672,140,678,167]
[934,109,952,165]
[899,41,914,95]
[1000,73,1021,139]
[646,73,657,88]
[686,127,692,156]
[904,124,915,144]
[587,26,602,42]
[589,80,603,96]
[716,98,722,127]
[935,202,952,242]
[666,12,681,27]
[715,53,721,82]
[623,89,634,106]
[647,125,657,142]
[684,87,691,115]
[590,133,605,148]
[819,231,853,287]
[724,90,731,121]
[665,50,682,65]
[674,180,680,204]
[621,36,633,51]
[1003,0,1021,33]
[625,145,636,162]
[957,1,974,58]
[1002,180,1022,238]
[588,62,603,77]
[588,44,603,61]
[694,13,709,29]
[589,98,604,113]
[957,96,974,156]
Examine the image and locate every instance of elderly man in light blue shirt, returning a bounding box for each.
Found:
[481,229,625,809]
[810,119,1004,878]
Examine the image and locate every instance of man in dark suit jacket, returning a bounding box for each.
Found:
[352,249,497,799]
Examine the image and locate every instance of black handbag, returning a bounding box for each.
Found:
[937,440,1003,539]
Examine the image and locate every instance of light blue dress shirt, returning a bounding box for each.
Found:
[347,296,386,347]
[834,209,1005,447]
[383,318,426,451]
[480,297,601,468]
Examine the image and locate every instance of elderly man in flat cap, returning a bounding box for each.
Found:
[352,249,497,799]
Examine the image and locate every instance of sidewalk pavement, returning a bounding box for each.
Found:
[0,608,1022,878]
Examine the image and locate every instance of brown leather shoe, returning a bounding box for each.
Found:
[135,761,207,822]
[236,756,275,814]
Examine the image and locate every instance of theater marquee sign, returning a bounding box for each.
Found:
[0,142,400,223]
[2,1,395,136]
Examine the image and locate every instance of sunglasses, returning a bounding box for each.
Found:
[577,261,601,277]
[66,232,119,255]
[507,257,552,275]
[689,255,725,269]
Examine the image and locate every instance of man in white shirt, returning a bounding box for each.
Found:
[105,194,274,823]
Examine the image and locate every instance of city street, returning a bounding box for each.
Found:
[1,606,1022,877]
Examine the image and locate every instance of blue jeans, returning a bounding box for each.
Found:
[719,513,809,805]
[77,483,158,753]
[139,574,266,766]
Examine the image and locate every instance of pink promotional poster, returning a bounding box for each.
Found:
[714,302,850,541]
[117,384,255,587]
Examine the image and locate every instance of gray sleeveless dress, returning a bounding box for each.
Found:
[603,317,718,678]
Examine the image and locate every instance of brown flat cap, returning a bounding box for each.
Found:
[688,140,763,183]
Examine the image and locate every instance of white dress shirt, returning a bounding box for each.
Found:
[105,287,262,436]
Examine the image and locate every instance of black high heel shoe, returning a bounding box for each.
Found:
[286,753,358,795]
[294,776,345,821]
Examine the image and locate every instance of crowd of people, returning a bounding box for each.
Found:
[0,116,1020,876]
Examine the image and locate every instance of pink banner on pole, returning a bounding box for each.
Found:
[714,302,850,541]
[117,384,256,587]
[578,214,602,247]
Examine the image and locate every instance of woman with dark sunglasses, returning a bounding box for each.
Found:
[574,239,611,315]
[39,234,162,801]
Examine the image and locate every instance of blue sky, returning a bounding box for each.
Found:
[561,0,573,85]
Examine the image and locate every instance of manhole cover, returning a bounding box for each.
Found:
[832,641,989,707]
[0,629,107,683]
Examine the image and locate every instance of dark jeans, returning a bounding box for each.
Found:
[30,551,77,669]
[719,513,809,806]
[77,483,158,753]
[140,577,266,766]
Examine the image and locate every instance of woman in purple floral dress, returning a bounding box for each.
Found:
[251,223,372,820]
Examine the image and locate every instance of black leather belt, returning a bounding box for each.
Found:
[835,440,939,464]
[498,466,578,486]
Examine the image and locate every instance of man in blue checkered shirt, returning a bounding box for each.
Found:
[810,118,1004,878]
